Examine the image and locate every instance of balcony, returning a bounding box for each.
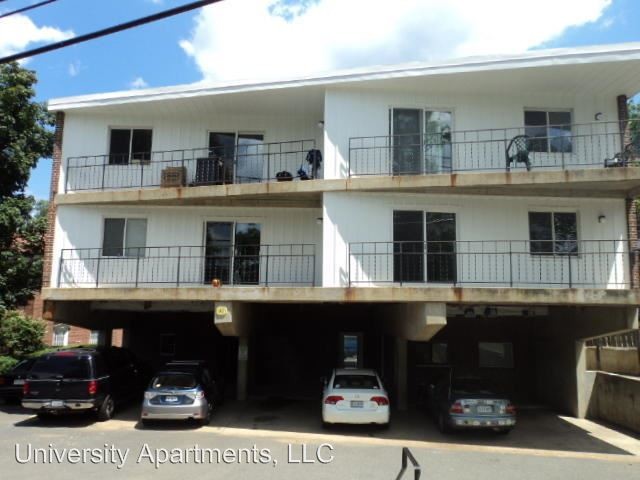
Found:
[348,240,632,289]
[57,244,316,287]
[348,121,638,177]
[64,139,319,192]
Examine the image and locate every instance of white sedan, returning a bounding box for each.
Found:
[321,368,390,427]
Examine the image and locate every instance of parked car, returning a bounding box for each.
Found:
[0,358,36,403]
[321,368,390,428]
[22,347,148,421]
[140,360,222,426]
[428,376,516,434]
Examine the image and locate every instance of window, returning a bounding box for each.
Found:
[102,218,147,257]
[524,110,572,153]
[479,342,514,368]
[208,132,264,184]
[51,324,69,347]
[204,221,261,285]
[109,128,152,165]
[528,212,578,255]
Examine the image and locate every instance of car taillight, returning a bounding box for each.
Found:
[196,391,205,399]
[22,381,30,396]
[506,403,516,414]
[324,395,344,405]
[449,401,464,414]
[88,380,98,395]
[371,396,389,406]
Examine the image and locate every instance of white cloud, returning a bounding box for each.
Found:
[130,76,149,89]
[180,0,612,82]
[0,13,74,58]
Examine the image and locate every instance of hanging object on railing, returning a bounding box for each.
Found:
[211,278,222,288]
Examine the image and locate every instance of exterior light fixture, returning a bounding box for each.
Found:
[598,214,606,224]
[463,307,475,318]
[316,217,323,225]
[484,307,498,318]
[317,120,325,129]
[594,112,603,121]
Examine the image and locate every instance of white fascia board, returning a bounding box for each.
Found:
[48,42,640,111]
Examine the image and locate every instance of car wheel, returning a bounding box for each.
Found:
[321,420,332,429]
[36,412,52,420]
[97,396,115,422]
[437,413,451,434]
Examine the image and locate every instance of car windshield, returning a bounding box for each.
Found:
[151,373,197,389]
[333,374,380,390]
[451,378,494,394]
[30,355,91,379]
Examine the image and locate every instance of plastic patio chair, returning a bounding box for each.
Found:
[604,138,640,168]
[505,134,532,172]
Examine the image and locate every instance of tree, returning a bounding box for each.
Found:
[0,310,45,359]
[0,62,53,312]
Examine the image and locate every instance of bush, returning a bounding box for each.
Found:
[0,356,18,374]
[0,310,45,358]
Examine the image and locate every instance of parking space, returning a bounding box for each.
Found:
[3,399,639,458]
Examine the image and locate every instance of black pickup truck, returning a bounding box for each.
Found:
[22,347,149,421]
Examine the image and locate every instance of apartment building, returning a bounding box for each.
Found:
[40,43,640,418]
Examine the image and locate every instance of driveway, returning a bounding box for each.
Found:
[0,399,638,479]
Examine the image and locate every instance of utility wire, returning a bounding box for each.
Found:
[0,0,58,20]
[0,0,222,64]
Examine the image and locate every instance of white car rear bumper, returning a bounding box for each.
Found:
[322,405,389,425]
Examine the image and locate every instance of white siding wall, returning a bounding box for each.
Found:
[61,111,324,192]
[52,205,322,287]
[323,192,628,289]
[323,88,619,179]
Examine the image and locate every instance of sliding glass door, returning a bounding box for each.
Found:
[204,222,261,285]
[207,132,264,184]
[393,211,457,283]
[392,109,453,175]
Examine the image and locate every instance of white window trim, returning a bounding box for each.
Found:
[52,324,69,347]
[523,108,573,154]
[108,127,153,165]
[528,210,580,256]
[101,217,148,258]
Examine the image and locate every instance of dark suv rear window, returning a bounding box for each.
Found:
[30,355,92,379]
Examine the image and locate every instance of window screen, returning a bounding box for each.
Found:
[103,218,126,256]
[124,218,147,257]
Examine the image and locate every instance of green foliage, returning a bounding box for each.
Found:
[0,62,53,311]
[0,310,45,359]
[0,356,19,375]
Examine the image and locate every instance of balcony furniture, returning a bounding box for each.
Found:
[160,166,186,187]
[297,167,310,180]
[605,140,639,168]
[276,170,293,181]
[505,135,532,171]
[193,156,228,185]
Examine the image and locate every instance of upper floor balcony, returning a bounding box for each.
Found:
[348,120,639,177]
[64,139,320,193]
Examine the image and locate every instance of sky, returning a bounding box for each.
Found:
[1,0,639,200]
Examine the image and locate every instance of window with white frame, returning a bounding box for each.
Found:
[52,324,69,346]
[108,128,152,165]
[528,211,578,255]
[524,110,572,153]
[102,218,147,257]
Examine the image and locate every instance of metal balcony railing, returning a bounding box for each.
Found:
[64,139,318,192]
[348,120,638,176]
[348,240,632,289]
[57,244,316,287]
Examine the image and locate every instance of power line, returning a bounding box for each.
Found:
[0,0,58,20]
[0,0,222,64]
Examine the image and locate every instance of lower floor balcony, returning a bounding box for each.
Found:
[57,244,316,288]
[348,240,632,289]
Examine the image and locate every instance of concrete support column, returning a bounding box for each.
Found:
[237,336,249,401]
[574,340,590,418]
[100,329,113,347]
[394,337,408,411]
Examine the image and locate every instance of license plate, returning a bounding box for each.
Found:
[350,400,364,408]
[164,396,178,403]
[13,379,25,385]
[50,400,64,408]
[477,406,493,413]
